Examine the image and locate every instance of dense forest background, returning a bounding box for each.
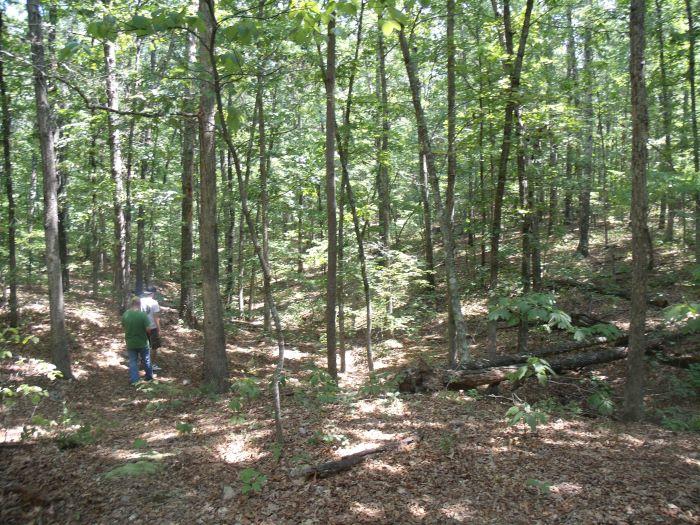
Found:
[0,0,698,522]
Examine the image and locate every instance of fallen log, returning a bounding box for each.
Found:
[548,276,669,307]
[466,338,619,370]
[290,434,420,479]
[399,348,629,392]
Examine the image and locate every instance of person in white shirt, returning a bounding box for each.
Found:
[140,287,162,372]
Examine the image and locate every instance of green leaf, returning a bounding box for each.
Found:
[380,19,400,37]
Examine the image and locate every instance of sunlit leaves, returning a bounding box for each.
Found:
[87,15,118,41]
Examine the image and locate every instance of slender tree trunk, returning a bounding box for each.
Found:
[27,0,72,378]
[27,151,38,276]
[297,186,304,274]
[376,30,391,290]
[623,0,649,422]
[206,1,285,442]
[0,10,17,327]
[418,152,436,289]
[324,14,338,379]
[198,0,228,393]
[101,7,129,313]
[685,0,700,264]
[563,6,577,229]
[576,22,593,257]
[516,109,530,354]
[135,125,151,294]
[445,0,463,361]
[223,151,235,307]
[487,0,535,361]
[399,26,471,366]
[180,31,196,326]
[338,181,346,373]
[256,65,271,333]
[88,116,100,299]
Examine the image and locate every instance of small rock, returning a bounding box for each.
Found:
[218,507,229,517]
[129,513,137,522]
[120,495,130,504]
[182,379,190,386]
[222,485,235,501]
[298,427,308,436]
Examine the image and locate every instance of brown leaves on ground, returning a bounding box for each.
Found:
[1,233,699,524]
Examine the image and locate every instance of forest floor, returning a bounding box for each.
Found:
[1,230,699,524]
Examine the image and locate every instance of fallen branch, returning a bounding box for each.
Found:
[290,434,420,479]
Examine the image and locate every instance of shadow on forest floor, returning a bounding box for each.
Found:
[1,228,699,524]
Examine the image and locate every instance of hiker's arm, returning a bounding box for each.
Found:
[154,312,161,332]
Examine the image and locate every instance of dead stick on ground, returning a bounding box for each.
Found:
[290,434,421,479]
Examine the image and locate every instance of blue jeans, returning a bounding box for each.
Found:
[127,347,153,384]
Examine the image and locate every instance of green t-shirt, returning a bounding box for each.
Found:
[122,309,150,350]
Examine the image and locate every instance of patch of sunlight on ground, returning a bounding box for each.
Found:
[69,306,108,328]
[440,501,476,521]
[364,459,406,475]
[677,454,700,468]
[140,429,179,442]
[409,502,427,519]
[107,448,176,461]
[355,398,407,417]
[350,501,384,520]
[217,433,264,464]
[551,482,583,496]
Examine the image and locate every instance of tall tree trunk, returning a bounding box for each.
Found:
[27,151,38,276]
[27,0,72,378]
[88,115,100,299]
[487,0,535,361]
[223,151,235,307]
[47,3,69,293]
[685,0,700,264]
[623,0,649,422]
[206,0,285,441]
[134,125,151,294]
[418,152,436,289]
[376,29,391,299]
[101,6,129,313]
[446,0,461,362]
[338,180,346,374]
[563,6,577,229]
[256,65,271,333]
[198,0,228,393]
[180,30,196,326]
[576,21,593,257]
[516,109,530,354]
[324,14,338,379]
[0,10,17,327]
[399,26,471,366]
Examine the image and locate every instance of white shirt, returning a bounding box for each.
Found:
[140,296,160,330]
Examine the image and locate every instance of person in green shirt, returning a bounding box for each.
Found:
[122,297,153,384]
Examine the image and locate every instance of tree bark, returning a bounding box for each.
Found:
[27,0,72,378]
[487,0,535,361]
[376,30,391,277]
[576,21,593,257]
[0,9,17,327]
[418,152,435,290]
[399,26,471,366]
[198,0,228,393]
[622,0,649,422]
[179,29,196,327]
[685,0,700,264]
[101,6,129,313]
[324,14,338,379]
